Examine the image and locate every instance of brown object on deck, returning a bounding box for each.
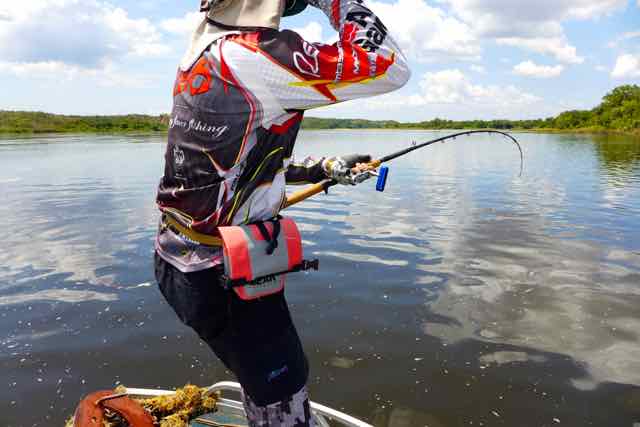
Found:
[73,390,154,427]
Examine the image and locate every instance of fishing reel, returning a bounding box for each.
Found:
[350,166,389,192]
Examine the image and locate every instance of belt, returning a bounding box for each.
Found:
[162,214,223,247]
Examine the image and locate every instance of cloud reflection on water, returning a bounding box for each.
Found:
[0,289,118,306]
[417,146,640,389]
[0,139,162,291]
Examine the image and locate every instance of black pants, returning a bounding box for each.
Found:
[154,253,309,406]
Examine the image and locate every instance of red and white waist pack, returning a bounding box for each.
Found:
[217,216,319,300]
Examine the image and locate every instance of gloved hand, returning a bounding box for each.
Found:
[322,154,372,185]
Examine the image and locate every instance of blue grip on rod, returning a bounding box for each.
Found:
[376,166,389,192]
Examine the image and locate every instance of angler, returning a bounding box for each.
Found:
[153,0,411,426]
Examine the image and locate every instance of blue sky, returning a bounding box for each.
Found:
[0,0,639,121]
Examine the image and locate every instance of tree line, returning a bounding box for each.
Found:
[0,112,170,134]
[302,85,640,133]
[1,85,638,135]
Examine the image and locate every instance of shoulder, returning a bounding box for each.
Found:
[222,28,310,73]
[223,28,304,50]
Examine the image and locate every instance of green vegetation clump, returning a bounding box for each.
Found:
[1,85,638,135]
[301,85,640,134]
[0,111,169,134]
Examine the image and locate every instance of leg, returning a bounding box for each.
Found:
[206,292,310,407]
[154,253,231,366]
[155,253,310,409]
[243,385,314,427]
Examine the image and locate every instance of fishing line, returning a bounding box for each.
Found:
[379,130,524,176]
[284,130,524,208]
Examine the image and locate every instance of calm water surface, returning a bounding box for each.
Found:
[1,131,639,427]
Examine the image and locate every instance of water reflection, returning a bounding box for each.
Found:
[422,198,640,389]
[593,134,640,175]
[0,140,161,289]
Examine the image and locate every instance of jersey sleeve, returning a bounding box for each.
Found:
[285,157,326,185]
[250,0,411,111]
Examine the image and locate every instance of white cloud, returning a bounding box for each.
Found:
[608,30,640,48]
[318,68,546,120]
[367,0,481,62]
[513,60,565,78]
[470,64,486,74]
[291,21,325,43]
[445,0,626,34]
[617,30,640,41]
[0,0,168,69]
[160,11,203,35]
[0,61,74,76]
[611,54,640,79]
[497,36,583,64]
[443,0,626,63]
[413,69,541,106]
[0,60,153,88]
[562,0,627,19]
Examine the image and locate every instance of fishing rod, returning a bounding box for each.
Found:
[283,129,523,209]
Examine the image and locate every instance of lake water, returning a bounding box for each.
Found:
[1,130,639,427]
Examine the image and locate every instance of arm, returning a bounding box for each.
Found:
[226,0,411,111]
[284,0,410,109]
[285,157,326,185]
[285,154,373,185]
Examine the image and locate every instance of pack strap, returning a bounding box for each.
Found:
[162,214,223,247]
[254,217,282,255]
[221,259,319,289]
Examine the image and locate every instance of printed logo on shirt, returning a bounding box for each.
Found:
[345,4,388,53]
[293,41,321,78]
[173,145,186,180]
[173,145,185,167]
[174,56,213,97]
[169,116,229,140]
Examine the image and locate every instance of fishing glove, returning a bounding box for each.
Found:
[322,154,372,185]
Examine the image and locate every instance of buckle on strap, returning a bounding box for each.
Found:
[298,259,319,272]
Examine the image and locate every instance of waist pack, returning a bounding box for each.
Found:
[217,216,319,300]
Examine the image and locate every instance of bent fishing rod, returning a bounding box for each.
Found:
[283,129,523,209]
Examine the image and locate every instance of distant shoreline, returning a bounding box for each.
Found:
[1,128,638,138]
[1,84,638,137]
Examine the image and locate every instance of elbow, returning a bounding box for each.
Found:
[395,63,412,89]
[385,61,412,93]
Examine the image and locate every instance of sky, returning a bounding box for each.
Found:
[0,0,639,121]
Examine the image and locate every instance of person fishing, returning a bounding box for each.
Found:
[154,0,410,425]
